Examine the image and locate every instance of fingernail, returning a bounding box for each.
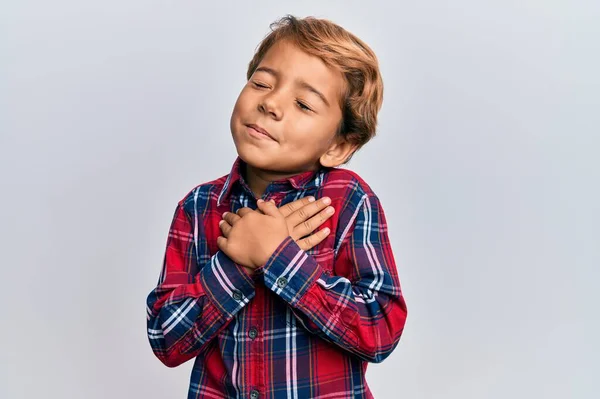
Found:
[308,196,315,202]
[322,197,331,205]
[323,227,330,234]
[222,212,229,217]
[257,199,264,203]
[270,199,275,203]
[326,206,334,214]
[219,220,224,226]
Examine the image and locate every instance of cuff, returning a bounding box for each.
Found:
[199,251,255,317]
[262,236,323,306]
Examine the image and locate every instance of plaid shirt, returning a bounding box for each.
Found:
[146,157,407,399]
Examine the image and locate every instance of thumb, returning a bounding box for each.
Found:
[257,199,280,218]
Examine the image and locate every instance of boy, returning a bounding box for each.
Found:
[146,15,407,399]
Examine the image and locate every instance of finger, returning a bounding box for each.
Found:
[278,196,315,217]
[216,236,228,252]
[293,205,335,238]
[218,220,232,237]
[255,203,267,214]
[256,198,281,217]
[297,227,330,251]
[236,207,253,217]
[222,211,241,225]
[287,196,332,227]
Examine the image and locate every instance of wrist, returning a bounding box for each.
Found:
[260,234,291,266]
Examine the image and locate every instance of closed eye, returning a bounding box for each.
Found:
[252,81,269,89]
[251,81,313,113]
[296,100,313,112]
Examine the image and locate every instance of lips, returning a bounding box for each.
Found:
[246,124,275,141]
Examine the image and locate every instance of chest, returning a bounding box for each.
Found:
[204,189,341,273]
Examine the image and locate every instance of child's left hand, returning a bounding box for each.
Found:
[217,199,290,269]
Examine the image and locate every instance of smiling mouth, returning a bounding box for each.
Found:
[245,124,276,141]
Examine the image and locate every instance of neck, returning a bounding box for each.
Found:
[243,162,318,198]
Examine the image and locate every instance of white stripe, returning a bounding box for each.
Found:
[363,197,385,293]
[212,255,237,293]
[285,309,298,399]
[211,255,250,305]
[351,287,378,304]
[316,276,351,290]
[292,314,298,399]
[335,194,367,255]
[269,249,305,294]
[162,297,196,334]
[217,173,232,206]
[323,292,351,332]
[231,316,241,399]
[193,188,200,262]
[286,310,292,399]
[316,277,378,304]
[147,328,164,339]
[314,171,323,186]
[359,198,379,292]
[279,252,309,296]
[316,276,373,306]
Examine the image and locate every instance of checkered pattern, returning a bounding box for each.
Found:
[146,157,407,398]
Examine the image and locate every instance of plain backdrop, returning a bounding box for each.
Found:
[1,1,598,398]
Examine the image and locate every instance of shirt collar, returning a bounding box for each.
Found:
[217,156,325,206]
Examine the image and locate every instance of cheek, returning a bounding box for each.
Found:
[231,98,243,119]
[287,120,336,149]
[231,89,252,117]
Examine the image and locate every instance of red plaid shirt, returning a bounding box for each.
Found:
[146,157,407,399]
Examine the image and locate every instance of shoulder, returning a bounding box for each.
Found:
[320,167,386,222]
[323,167,379,201]
[322,168,390,250]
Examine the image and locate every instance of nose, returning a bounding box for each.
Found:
[258,92,283,120]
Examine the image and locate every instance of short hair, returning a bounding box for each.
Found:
[246,15,384,162]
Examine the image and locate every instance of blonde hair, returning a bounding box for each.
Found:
[246,15,384,160]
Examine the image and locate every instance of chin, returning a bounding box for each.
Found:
[234,144,275,170]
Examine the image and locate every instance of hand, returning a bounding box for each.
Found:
[217,200,290,270]
[219,196,335,274]
[277,196,335,250]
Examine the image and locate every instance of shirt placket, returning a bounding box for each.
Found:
[249,283,267,398]
[233,181,296,398]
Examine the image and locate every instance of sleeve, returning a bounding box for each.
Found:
[260,193,407,363]
[145,201,256,367]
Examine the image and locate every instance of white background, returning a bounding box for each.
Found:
[1,1,598,398]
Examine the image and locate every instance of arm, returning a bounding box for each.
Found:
[146,201,255,367]
[260,193,407,363]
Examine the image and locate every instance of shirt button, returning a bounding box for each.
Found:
[248,327,258,340]
[250,389,259,399]
[276,277,288,288]
[232,290,243,301]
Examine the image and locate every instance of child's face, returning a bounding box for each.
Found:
[230,39,346,173]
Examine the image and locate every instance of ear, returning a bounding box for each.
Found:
[319,136,359,168]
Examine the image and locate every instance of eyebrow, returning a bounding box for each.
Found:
[254,66,331,107]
